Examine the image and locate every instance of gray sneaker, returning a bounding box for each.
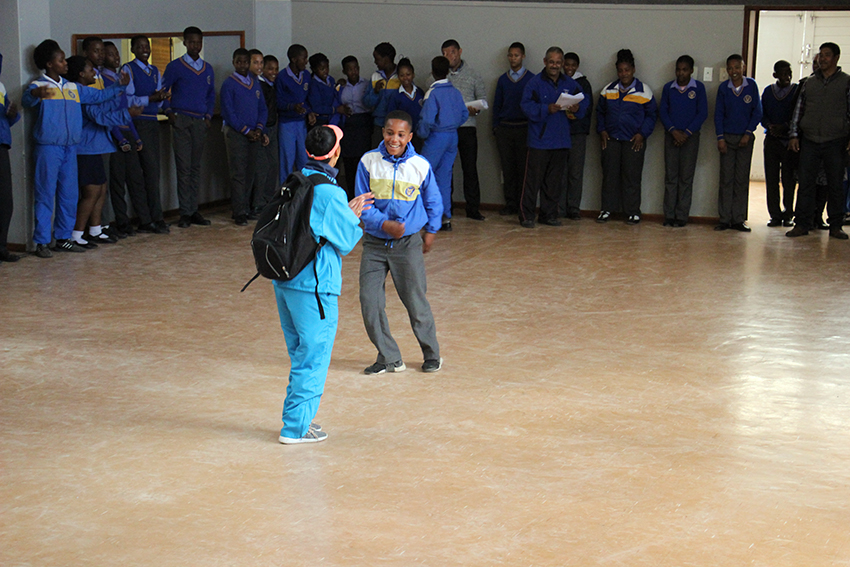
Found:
[309,422,322,432]
[34,244,53,258]
[421,358,443,373]
[279,429,328,444]
[364,361,406,375]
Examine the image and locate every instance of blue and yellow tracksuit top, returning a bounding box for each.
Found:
[22,74,124,146]
[355,141,444,238]
[596,77,658,141]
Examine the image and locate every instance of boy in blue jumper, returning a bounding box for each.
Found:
[275,44,315,184]
[357,110,444,375]
[363,42,400,145]
[337,56,374,199]
[306,53,341,127]
[123,35,170,234]
[761,60,797,227]
[1,52,22,262]
[519,47,589,228]
[220,48,267,226]
[493,42,532,217]
[276,124,374,444]
[659,54,708,227]
[561,52,594,220]
[714,54,762,232]
[162,26,215,229]
[386,58,424,134]
[251,53,279,214]
[417,56,468,231]
[23,40,126,257]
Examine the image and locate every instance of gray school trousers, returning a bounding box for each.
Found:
[359,232,440,365]
[718,133,753,225]
[171,113,208,217]
[224,126,258,218]
[663,130,700,221]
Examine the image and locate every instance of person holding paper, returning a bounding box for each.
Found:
[518,46,589,228]
[596,49,658,225]
[560,52,593,220]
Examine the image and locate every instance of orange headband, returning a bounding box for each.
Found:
[306,124,344,161]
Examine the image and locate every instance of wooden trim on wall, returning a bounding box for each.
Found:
[71,30,245,54]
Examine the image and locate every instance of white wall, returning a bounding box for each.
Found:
[292,0,744,218]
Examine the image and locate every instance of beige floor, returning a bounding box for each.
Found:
[2,184,849,566]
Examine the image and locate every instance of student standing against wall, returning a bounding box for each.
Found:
[560,51,594,221]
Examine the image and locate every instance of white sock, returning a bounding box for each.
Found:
[72,230,86,244]
[89,225,103,237]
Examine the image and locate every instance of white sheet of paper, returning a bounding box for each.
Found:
[466,99,489,111]
[556,92,585,108]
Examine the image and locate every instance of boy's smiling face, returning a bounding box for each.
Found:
[382,118,413,157]
[79,62,96,86]
[250,54,264,76]
[131,38,150,63]
[726,59,744,83]
[774,66,792,88]
[563,58,578,78]
[398,66,414,90]
[263,59,279,83]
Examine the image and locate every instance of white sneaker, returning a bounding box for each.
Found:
[279,429,328,444]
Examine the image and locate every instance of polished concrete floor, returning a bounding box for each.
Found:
[2,183,850,566]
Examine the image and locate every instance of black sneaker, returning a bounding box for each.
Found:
[177,215,192,228]
[767,219,782,227]
[596,211,610,223]
[153,220,170,234]
[34,244,53,258]
[136,223,157,233]
[364,361,406,375]
[663,218,675,227]
[53,239,86,253]
[421,358,443,373]
[75,239,98,249]
[541,218,562,227]
[85,232,117,244]
[467,211,485,221]
[440,221,452,232]
[234,215,248,226]
[103,225,128,239]
[520,220,535,229]
[0,248,21,262]
[626,214,641,225]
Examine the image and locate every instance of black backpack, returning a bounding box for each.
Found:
[241,171,329,318]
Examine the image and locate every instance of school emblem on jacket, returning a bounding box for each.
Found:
[744,95,752,104]
[256,90,261,98]
[68,90,76,100]
[404,185,416,197]
[303,83,309,91]
[688,90,696,99]
[207,76,212,85]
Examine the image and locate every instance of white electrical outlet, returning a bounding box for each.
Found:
[703,67,713,82]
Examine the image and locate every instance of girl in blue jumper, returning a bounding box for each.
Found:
[386,58,424,142]
[307,53,341,127]
[596,49,657,225]
[417,56,468,231]
[23,40,126,257]
[659,55,708,227]
[65,56,137,248]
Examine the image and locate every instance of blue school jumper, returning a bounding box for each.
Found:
[0,79,21,148]
[123,60,162,120]
[493,70,533,128]
[659,79,708,135]
[520,71,589,150]
[760,83,797,136]
[416,80,469,219]
[220,73,267,135]
[364,70,401,127]
[274,161,363,440]
[306,74,340,126]
[275,66,311,182]
[386,86,424,130]
[161,56,215,120]
[22,75,123,244]
[714,78,762,139]
[597,78,658,141]
[103,68,141,146]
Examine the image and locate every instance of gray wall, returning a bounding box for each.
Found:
[293,0,744,219]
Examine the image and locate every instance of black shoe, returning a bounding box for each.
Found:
[567,211,582,221]
[103,225,128,239]
[542,218,562,227]
[498,207,517,216]
[190,212,211,226]
[829,227,849,240]
[731,223,751,232]
[783,219,795,227]
[714,223,730,231]
[0,248,21,262]
[596,211,610,223]
[34,244,53,258]
[626,214,641,225]
[440,221,452,232]
[85,232,117,244]
[817,221,830,231]
[520,220,535,229]
[75,239,98,249]
[786,226,809,237]
[246,212,259,221]
[153,220,170,234]
[136,223,156,233]
[178,215,192,228]
[663,218,675,227]
[234,215,248,226]
[674,220,687,227]
[466,211,485,221]
[767,219,782,227]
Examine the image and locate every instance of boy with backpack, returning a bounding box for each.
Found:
[270,124,373,444]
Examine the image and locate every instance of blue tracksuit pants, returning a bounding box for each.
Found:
[274,284,339,440]
[420,131,458,219]
[33,144,78,244]
[278,120,307,184]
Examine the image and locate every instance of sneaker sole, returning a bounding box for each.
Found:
[364,362,406,375]
[279,432,327,444]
